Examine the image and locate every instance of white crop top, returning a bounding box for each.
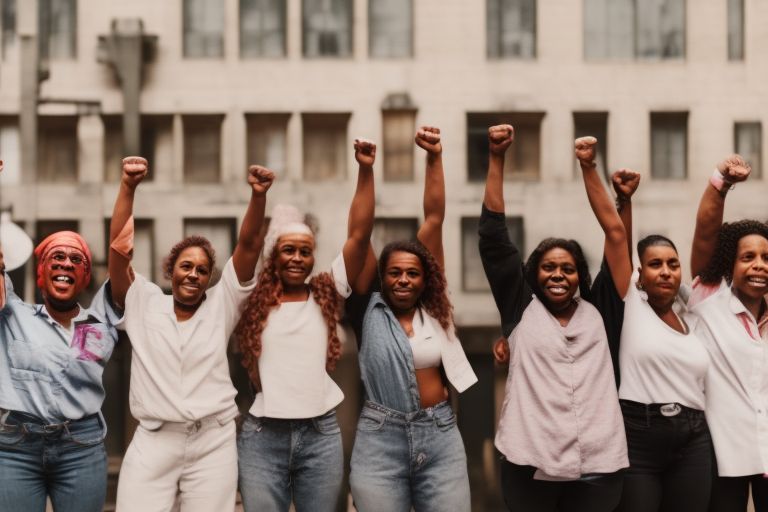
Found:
[410,309,443,369]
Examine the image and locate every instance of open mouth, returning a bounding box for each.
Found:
[746,276,768,288]
[393,288,412,298]
[546,285,569,296]
[53,275,74,284]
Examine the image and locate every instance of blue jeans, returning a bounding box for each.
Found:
[0,411,107,512]
[237,410,343,512]
[350,401,471,512]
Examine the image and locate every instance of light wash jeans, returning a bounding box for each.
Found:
[0,411,107,512]
[237,409,343,512]
[350,400,471,512]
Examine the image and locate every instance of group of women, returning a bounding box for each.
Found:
[0,121,765,512]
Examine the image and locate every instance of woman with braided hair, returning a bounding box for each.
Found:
[235,138,376,512]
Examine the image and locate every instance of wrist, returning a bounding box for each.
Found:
[579,160,597,170]
[710,168,734,195]
[615,195,630,210]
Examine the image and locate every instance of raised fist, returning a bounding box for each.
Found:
[121,157,148,189]
[247,165,275,195]
[611,169,641,200]
[493,336,510,365]
[488,125,514,156]
[415,126,442,155]
[574,137,598,167]
[354,139,377,168]
[717,154,751,184]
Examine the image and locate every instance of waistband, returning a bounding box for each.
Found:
[151,413,232,434]
[0,410,101,435]
[620,399,704,418]
[363,400,451,422]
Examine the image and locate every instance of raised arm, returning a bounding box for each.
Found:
[0,159,4,309]
[232,165,275,283]
[575,137,632,297]
[612,169,641,262]
[343,139,376,293]
[108,157,148,309]
[690,155,751,278]
[415,126,445,268]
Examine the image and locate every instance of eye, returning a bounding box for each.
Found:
[69,255,84,265]
[52,252,66,261]
[561,265,576,274]
[541,263,554,271]
[668,260,681,269]
[407,271,421,278]
[300,248,313,257]
[197,266,210,276]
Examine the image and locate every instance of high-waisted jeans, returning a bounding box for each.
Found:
[350,400,471,512]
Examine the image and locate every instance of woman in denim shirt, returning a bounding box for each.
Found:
[349,127,478,512]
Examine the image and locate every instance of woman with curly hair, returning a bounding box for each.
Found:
[349,126,477,512]
[687,155,768,512]
[234,138,376,512]
[108,157,274,512]
[480,126,627,512]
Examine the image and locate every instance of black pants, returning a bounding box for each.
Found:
[500,459,623,512]
[709,470,768,512]
[616,400,712,512]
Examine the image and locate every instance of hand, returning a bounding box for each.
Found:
[489,125,514,156]
[611,169,641,200]
[574,137,598,167]
[493,337,510,365]
[247,165,275,195]
[415,126,442,155]
[121,157,148,189]
[354,138,377,168]
[717,154,751,184]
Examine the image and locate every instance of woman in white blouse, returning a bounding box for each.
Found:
[108,157,274,512]
[233,139,376,512]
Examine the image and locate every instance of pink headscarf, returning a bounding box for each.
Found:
[34,231,92,289]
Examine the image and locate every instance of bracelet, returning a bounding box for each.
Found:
[615,196,630,210]
[710,169,734,194]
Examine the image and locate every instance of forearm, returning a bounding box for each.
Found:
[691,184,726,277]
[617,198,633,261]
[347,163,375,246]
[483,154,505,212]
[236,192,267,258]
[581,163,625,243]
[423,153,446,226]
[109,183,136,243]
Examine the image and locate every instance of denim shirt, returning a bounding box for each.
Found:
[0,273,122,423]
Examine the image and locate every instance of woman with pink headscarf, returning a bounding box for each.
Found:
[0,162,123,512]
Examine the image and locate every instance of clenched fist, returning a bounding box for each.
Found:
[247,165,275,196]
[415,126,442,155]
[611,169,641,200]
[489,125,514,156]
[354,139,377,168]
[574,137,598,168]
[717,154,751,184]
[121,157,148,190]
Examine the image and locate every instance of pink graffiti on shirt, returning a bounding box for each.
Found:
[72,324,104,361]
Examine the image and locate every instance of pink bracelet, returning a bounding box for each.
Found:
[709,169,734,193]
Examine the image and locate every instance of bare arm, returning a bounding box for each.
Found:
[483,125,513,213]
[612,169,641,262]
[232,166,275,283]
[343,139,376,293]
[415,126,445,268]
[575,137,632,298]
[690,155,751,278]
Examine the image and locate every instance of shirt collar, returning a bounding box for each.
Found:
[727,288,768,340]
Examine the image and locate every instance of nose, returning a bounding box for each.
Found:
[551,268,564,281]
[290,250,302,262]
[397,272,409,284]
[659,264,671,277]
[188,267,199,279]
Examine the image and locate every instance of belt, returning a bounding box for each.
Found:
[0,410,100,435]
[152,414,228,434]
[619,399,703,418]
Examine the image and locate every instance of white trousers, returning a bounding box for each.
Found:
[115,419,237,512]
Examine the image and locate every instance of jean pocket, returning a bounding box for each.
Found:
[312,411,341,436]
[622,412,649,430]
[239,416,263,440]
[434,409,457,432]
[357,410,386,432]
[65,418,106,447]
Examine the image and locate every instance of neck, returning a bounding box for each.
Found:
[393,305,417,323]
[735,289,767,321]
[43,297,80,329]
[281,283,309,302]
[548,298,577,325]
[647,297,675,317]
[173,297,203,321]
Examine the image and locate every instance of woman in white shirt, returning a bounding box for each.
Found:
[234,139,376,512]
[107,157,274,512]
[576,137,712,512]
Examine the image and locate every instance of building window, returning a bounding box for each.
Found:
[2,0,16,58]
[734,122,762,179]
[302,0,352,58]
[245,113,289,175]
[39,0,77,59]
[462,216,524,292]
[0,116,20,184]
[467,112,544,182]
[183,218,237,276]
[650,112,687,180]
[183,115,223,183]
[584,0,685,60]
[240,0,286,58]
[372,217,418,256]
[573,112,608,179]
[369,0,412,58]
[727,0,744,61]
[38,116,77,183]
[103,115,172,183]
[382,110,415,182]
[302,113,349,181]
[183,0,224,58]
[487,0,536,59]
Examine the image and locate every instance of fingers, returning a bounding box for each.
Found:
[488,124,514,143]
[414,126,442,153]
[122,156,148,177]
[248,165,275,183]
[0,159,3,173]
[719,154,751,183]
[354,138,377,155]
[574,136,597,148]
[614,168,641,182]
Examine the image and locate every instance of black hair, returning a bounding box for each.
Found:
[699,220,768,285]
[523,237,592,305]
[637,234,678,262]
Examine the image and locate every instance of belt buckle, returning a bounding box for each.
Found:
[660,403,681,417]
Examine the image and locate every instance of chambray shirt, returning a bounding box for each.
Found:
[0,273,121,423]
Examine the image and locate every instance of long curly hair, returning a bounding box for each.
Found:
[236,247,344,387]
[379,240,453,330]
[698,220,768,285]
[523,237,593,305]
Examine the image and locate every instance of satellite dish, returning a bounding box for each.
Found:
[0,211,33,271]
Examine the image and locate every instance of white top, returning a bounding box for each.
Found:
[248,253,351,419]
[121,257,256,429]
[689,279,768,477]
[618,274,708,410]
[409,309,442,370]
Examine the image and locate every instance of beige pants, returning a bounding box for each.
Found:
[116,418,237,512]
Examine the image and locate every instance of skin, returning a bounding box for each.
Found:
[537,248,580,325]
[275,233,315,302]
[730,234,768,320]
[638,245,685,333]
[171,246,212,321]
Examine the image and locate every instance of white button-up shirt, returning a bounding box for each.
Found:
[121,258,256,429]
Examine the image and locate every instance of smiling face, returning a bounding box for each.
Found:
[638,244,682,306]
[171,246,212,306]
[40,246,89,306]
[275,234,315,291]
[731,234,768,305]
[537,247,579,310]
[382,250,426,314]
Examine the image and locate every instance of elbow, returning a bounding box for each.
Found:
[605,223,627,246]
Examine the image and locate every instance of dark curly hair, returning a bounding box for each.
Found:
[162,235,216,280]
[236,247,344,388]
[698,220,768,285]
[379,240,453,330]
[524,238,592,305]
[637,234,678,262]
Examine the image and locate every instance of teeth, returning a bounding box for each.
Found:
[54,276,73,284]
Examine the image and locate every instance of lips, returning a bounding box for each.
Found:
[546,284,569,296]
[746,276,768,288]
